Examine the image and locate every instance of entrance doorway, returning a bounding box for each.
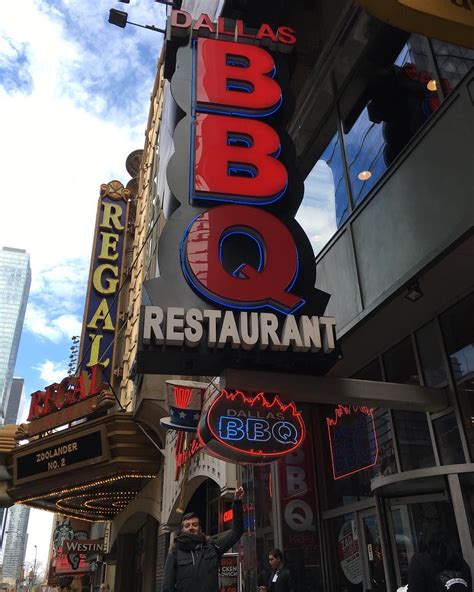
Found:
[387,492,461,588]
[325,506,387,591]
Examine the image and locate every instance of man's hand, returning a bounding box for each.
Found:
[234,485,244,500]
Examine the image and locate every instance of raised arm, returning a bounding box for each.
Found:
[211,486,244,555]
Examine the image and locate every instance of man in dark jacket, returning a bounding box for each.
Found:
[262,549,294,592]
[407,530,472,592]
[162,486,244,592]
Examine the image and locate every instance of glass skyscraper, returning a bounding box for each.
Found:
[0,247,31,423]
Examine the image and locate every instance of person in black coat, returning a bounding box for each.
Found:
[407,529,472,592]
[162,486,244,592]
[259,549,294,592]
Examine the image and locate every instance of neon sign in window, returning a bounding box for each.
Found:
[326,405,379,480]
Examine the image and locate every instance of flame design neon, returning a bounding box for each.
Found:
[326,404,374,426]
[220,389,302,417]
[199,389,305,460]
[326,404,379,481]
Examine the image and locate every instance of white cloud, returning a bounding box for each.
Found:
[296,160,338,255]
[0,0,164,273]
[34,359,68,384]
[25,303,82,342]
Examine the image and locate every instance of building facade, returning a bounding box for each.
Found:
[0,504,30,588]
[5,2,473,592]
[0,248,31,424]
[4,378,24,427]
[106,1,473,591]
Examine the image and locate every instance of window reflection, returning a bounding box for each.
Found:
[416,320,448,388]
[297,130,345,254]
[432,39,474,94]
[383,338,436,471]
[341,35,441,210]
[440,292,474,460]
[433,412,465,465]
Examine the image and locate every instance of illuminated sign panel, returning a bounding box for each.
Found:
[138,17,338,377]
[79,180,129,380]
[326,405,379,480]
[22,364,114,438]
[62,539,105,554]
[14,428,105,484]
[198,390,305,464]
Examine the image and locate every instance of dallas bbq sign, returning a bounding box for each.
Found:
[137,14,337,377]
[198,390,305,464]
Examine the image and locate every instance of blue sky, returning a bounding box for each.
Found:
[0,0,166,569]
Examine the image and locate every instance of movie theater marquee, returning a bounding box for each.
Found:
[137,11,339,377]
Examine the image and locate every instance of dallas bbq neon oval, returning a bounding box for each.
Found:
[198,389,305,464]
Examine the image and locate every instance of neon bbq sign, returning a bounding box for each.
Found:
[326,405,379,480]
[137,14,337,377]
[198,390,305,464]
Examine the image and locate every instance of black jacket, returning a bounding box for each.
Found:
[268,566,294,592]
[407,552,472,592]
[162,499,243,592]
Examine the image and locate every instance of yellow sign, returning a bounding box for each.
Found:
[359,0,474,48]
[400,0,474,26]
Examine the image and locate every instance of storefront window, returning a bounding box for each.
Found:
[384,338,436,471]
[320,405,380,509]
[353,358,383,382]
[352,360,397,477]
[441,292,474,379]
[327,513,363,591]
[459,473,474,545]
[390,493,461,586]
[440,292,474,460]
[431,39,474,95]
[416,320,448,388]
[297,127,347,252]
[433,412,465,465]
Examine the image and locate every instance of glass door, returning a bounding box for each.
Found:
[387,491,461,588]
[359,509,387,591]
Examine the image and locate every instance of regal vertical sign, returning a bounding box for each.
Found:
[138,14,338,376]
[80,180,129,380]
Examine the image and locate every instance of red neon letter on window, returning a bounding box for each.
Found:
[181,204,304,314]
[196,38,282,116]
[194,113,287,204]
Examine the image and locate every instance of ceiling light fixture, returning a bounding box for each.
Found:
[427,79,438,92]
[405,281,423,303]
[358,170,372,181]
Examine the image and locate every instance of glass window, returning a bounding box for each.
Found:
[326,513,363,591]
[440,292,474,460]
[431,39,474,95]
[353,364,397,476]
[390,493,461,586]
[416,320,448,388]
[353,358,383,382]
[433,412,465,465]
[441,292,474,381]
[383,337,420,385]
[459,473,474,545]
[340,35,441,210]
[392,410,436,471]
[384,338,436,471]
[297,127,349,254]
[322,403,395,508]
